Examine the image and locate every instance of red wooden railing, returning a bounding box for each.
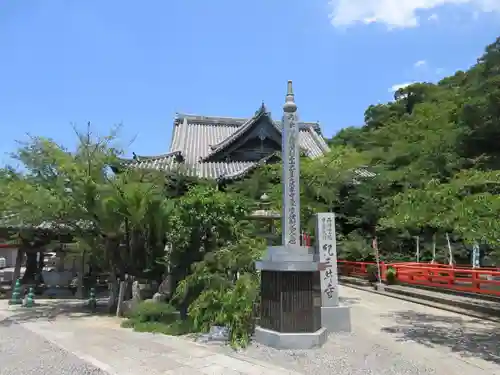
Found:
[336,260,500,296]
[337,260,384,279]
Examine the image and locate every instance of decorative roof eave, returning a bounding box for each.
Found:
[202,103,280,162]
[218,152,281,182]
[118,150,184,166]
[134,150,184,163]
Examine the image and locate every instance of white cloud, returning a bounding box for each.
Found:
[389,82,415,92]
[428,13,439,21]
[328,0,500,28]
[414,60,427,68]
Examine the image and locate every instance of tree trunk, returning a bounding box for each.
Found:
[11,248,24,294]
[75,250,86,299]
[107,269,119,314]
[22,251,39,285]
[37,251,45,284]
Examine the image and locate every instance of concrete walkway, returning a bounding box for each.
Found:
[0,301,301,375]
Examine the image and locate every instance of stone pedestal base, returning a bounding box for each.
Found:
[321,305,351,333]
[254,326,327,350]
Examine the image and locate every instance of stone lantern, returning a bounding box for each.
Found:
[248,193,281,246]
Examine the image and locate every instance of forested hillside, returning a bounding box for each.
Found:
[229,37,500,265]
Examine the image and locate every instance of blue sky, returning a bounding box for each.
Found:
[1,0,499,166]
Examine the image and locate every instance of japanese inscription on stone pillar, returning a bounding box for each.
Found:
[281,111,300,246]
[316,212,339,306]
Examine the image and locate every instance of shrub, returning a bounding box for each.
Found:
[127,301,179,324]
[366,264,379,282]
[128,320,194,335]
[385,267,397,285]
[120,319,135,329]
[187,273,259,348]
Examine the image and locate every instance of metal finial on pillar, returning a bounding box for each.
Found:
[283,80,297,113]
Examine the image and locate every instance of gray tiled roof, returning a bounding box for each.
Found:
[125,107,331,180]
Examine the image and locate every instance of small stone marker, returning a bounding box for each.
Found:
[316,212,339,306]
[315,212,352,333]
[198,325,229,344]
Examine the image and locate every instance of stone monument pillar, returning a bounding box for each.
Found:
[316,213,351,333]
[254,81,327,350]
[281,80,301,247]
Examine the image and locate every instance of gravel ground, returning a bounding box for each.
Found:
[213,286,500,375]
[217,332,439,375]
[0,318,109,375]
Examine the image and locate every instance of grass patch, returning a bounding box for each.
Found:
[122,319,194,335]
[121,301,194,336]
[125,300,179,323]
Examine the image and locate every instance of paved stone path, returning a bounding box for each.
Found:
[0,301,300,375]
[0,319,107,375]
[1,286,500,375]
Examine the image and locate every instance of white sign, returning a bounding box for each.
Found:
[316,212,338,306]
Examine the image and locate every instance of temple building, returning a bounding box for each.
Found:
[122,103,331,181]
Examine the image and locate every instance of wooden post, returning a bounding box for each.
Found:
[116,281,126,317]
[431,234,436,264]
[415,236,420,263]
[445,233,453,266]
[11,248,24,295]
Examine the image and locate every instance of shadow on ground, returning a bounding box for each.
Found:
[0,299,113,324]
[380,310,500,365]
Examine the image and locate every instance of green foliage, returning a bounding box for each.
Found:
[171,201,264,348]
[366,264,379,282]
[121,301,194,336]
[325,37,500,263]
[0,126,176,285]
[385,267,397,285]
[337,231,374,261]
[126,301,179,324]
[121,318,194,336]
[184,273,259,348]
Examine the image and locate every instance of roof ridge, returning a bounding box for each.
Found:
[177,112,248,120]
[176,113,247,125]
[175,112,321,129]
